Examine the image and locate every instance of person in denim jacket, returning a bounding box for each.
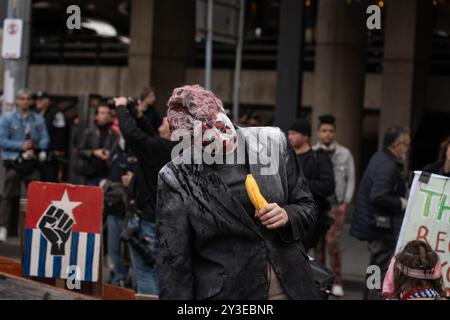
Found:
[0,89,49,242]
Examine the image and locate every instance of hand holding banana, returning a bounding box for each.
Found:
[245,174,289,229]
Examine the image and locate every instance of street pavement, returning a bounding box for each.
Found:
[330,224,368,300]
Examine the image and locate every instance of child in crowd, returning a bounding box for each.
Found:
[383,240,446,300]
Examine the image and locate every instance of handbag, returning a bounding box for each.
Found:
[309,257,336,300]
[74,154,96,177]
[297,242,336,299]
[103,181,127,217]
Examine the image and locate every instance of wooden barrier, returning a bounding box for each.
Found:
[0,257,22,278]
[0,256,136,300]
[0,271,95,300]
[135,293,159,300]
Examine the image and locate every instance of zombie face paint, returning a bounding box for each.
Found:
[202,112,237,155]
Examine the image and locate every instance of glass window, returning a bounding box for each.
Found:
[31,0,131,65]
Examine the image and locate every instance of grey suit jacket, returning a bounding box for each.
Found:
[155,126,319,300]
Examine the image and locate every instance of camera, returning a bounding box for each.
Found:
[120,223,155,266]
[106,97,139,116]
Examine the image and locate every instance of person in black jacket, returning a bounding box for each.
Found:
[156,85,319,300]
[75,105,119,186]
[34,91,69,182]
[139,86,163,131]
[287,119,335,251]
[100,137,138,286]
[114,97,174,295]
[350,126,411,300]
[423,136,450,177]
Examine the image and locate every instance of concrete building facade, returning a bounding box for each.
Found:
[3,0,450,172]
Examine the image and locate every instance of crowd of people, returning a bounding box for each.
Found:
[0,87,168,294]
[0,85,448,300]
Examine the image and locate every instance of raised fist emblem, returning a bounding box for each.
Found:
[38,205,74,255]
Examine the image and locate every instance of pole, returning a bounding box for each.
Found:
[274,0,305,132]
[0,0,6,98]
[232,0,245,123]
[205,0,213,90]
[0,0,7,21]
[2,0,31,114]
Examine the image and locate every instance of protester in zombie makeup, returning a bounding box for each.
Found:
[155,84,319,300]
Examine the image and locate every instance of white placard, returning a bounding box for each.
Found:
[2,18,23,59]
[396,171,450,296]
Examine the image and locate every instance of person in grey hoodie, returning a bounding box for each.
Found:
[312,115,355,297]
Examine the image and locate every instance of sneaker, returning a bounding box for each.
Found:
[0,227,7,243]
[331,284,344,297]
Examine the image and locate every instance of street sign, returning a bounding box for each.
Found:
[396,171,450,296]
[196,0,240,45]
[23,182,103,282]
[195,0,245,122]
[2,18,23,59]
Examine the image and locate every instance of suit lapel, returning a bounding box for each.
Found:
[182,128,273,240]
[184,159,263,239]
[202,165,264,240]
[247,129,280,205]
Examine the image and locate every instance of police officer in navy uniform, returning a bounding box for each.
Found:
[34,91,69,182]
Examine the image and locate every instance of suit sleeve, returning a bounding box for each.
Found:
[278,131,317,243]
[155,165,194,299]
[344,150,356,204]
[368,160,402,213]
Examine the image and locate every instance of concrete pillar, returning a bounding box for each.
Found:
[312,0,367,173]
[0,28,3,91]
[379,0,433,144]
[0,0,6,91]
[274,0,305,131]
[3,0,31,113]
[0,0,5,195]
[126,0,155,97]
[0,0,6,20]
[151,0,195,115]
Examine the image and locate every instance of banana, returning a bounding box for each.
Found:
[245,174,268,211]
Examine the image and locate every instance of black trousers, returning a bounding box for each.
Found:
[0,167,40,229]
[363,239,395,300]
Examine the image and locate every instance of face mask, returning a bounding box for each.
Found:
[202,112,237,155]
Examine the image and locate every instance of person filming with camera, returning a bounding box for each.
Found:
[75,104,118,186]
[113,96,174,295]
